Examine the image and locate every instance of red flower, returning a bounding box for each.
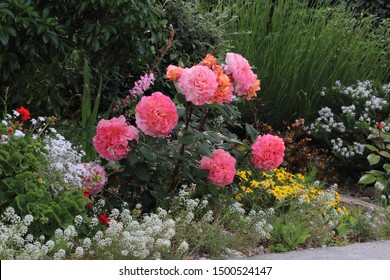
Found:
[377,122,384,130]
[16,106,31,121]
[98,213,110,225]
[83,192,90,198]
[86,203,92,209]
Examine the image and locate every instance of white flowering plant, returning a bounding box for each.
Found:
[308,81,389,178]
[0,111,91,238]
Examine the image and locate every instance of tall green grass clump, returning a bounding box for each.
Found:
[219,0,389,126]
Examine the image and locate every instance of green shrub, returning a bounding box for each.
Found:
[0,120,89,237]
[0,0,167,117]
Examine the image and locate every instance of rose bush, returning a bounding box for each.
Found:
[90,53,284,212]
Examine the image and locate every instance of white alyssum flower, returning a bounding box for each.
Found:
[75,247,84,257]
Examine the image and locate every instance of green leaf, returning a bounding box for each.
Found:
[384,164,390,173]
[366,170,384,176]
[365,144,379,152]
[358,174,376,185]
[0,28,9,45]
[179,132,195,145]
[126,151,140,166]
[204,131,221,144]
[378,151,390,159]
[367,153,380,166]
[139,146,157,161]
[197,142,213,157]
[245,123,258,141]
[134,163,151,182]
[0,149,9,161]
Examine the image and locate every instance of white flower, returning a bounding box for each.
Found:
[178,241,189,252]
[13,130,25,137]
[75,247,84,257]
[53,249,66,260]
[374,182,385,192]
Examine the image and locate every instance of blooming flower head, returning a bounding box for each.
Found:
[200,149,236,187]
[135,92,178,137]
[224,52,260,100]
[177,65,219,105]
[16,106,31,121]
[166,65,184,81]
[129,72,155,96]
[202,53,217,67]
[82,163,107,195]
[93,115,139,161]
[210,72,233,104]
[98,213,110,225]
[251,134,285,171]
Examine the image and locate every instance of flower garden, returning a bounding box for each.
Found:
[0,0,389,260]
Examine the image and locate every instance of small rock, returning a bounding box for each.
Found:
[339,194,378,214]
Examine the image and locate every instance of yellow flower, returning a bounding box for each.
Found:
[250,180,260,188]
[245,188,253,193]
[296,173,305,181]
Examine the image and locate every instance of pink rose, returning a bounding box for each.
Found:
[251,134,285,171]
[200,149,236,187]
[82,163,107,195]
[135,92,178,137]
[177,65,219,105]
[93,115,139,161]
[224,52,260,100]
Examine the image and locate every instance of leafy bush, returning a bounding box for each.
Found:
[308,81,390,180]
[359,127,390,198]
[0,0,167,117]
[0,113,89,237]
[257,119,338,181]
[219,0,389,126]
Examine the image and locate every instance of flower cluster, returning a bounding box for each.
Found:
[224,52,260,100]
[167,52,260,105]
[43,132,88,192]
[129,72,155,96]
[236,169,342,212]
[93,54,280,192]
[308,80,390,159]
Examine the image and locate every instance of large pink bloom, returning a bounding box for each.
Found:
[135,92,178,137]
[93,115,139,161]
[82,163,107,195]
[177,65,219,105]
[200,149,236,187]
[251,134,285,171]
[224,52,260,100]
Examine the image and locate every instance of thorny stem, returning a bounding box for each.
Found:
[198,106,210,132]
[169,103,194,191]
